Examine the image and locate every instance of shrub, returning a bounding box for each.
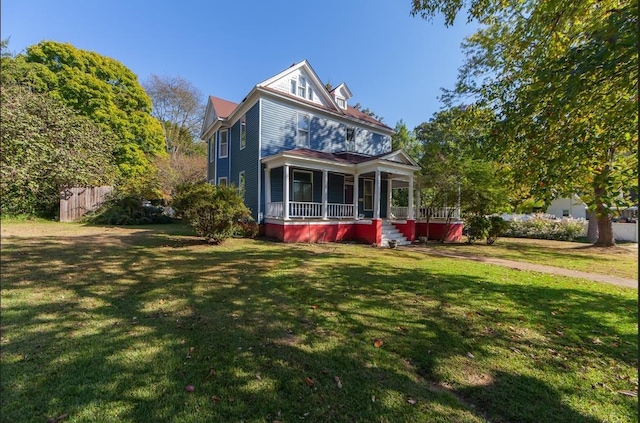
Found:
[464,215,490,244]
[83,192,174,225]
[504,214,586,241]
[486,216,511,245]
[172,182,256,244]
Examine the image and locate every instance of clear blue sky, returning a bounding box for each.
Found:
[1,0,477,131]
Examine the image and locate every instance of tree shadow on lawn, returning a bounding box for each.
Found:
[1,231,637,422]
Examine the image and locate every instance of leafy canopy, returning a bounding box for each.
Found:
[411,0,638,246]
[1,85,117,217]
[4,41,166,187]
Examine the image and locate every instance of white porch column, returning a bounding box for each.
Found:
[265,167,271,217]
[322,169,328,220]
[387,177,393,218]
[416,187,421,220]
[408,174,415,220]
[353,174,359,219]
[374,170,381,219]
[283,165,290,220]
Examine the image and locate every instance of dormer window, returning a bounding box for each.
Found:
[290,78,297,95]
[336,97,346,109]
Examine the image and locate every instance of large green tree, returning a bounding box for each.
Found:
[3,41,165,192]
[1,85,117,216]
[411,0,638,246]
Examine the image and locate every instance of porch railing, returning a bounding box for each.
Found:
[390,206,461,220]
[267,202,354,219]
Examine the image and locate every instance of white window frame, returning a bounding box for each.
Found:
[219,129,228,158]
[363,179,374,211]
[308,86,313,101]
[346,127,356,152]
[218,177,228,187]
[293,170,313,202]
[298,76,307,98]
[238,171,245,198]
[296,113,310,148]
[336,97,346,109]
[290,77,297,95]
[209,134,215,163]
[240,121,246,150]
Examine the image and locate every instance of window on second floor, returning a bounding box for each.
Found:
[209,135,215,163]
[240,121,246,150]
[296,113,310,148]
[219,129,228,158]
[346,127,356,151]
[336,97,346,109]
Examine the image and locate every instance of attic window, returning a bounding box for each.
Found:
[298,77,307,98]
[290,78,297,95]
[336,97,346,109]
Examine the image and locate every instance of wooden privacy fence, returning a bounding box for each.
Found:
[59,186,112,222]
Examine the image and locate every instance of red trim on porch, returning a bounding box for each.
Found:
[416,221,463,242]
[393,219,416,243]
[264,220,388,245]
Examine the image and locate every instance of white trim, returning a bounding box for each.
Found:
[296,112,311,148]
[240,120,246,150]
[257,99,262,222]
[218,177,228,186]
[218,129,229,158]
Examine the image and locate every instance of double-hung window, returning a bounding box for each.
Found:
[240,121,246,150]
[297,113,310,148]
[219,129,228,158]
[238,171,245,198]
[363,179,373,210]
[298,76,307,98]
[209,135,215,163]
[293,170,313,202]
[346,127,356,151]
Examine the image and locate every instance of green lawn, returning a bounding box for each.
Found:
[1,222,637,423]
[420,236,638,280]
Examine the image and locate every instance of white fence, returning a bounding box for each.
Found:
[613,222,638,242]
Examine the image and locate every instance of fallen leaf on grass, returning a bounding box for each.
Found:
[305,377,314,387]
[334,376,343,389]
[310,305,318,309]
[618,390,638,397]
[203,367,216,381]
[373,339,384,348]
[407,398,417,405]
[211,395,220,403]
[467,352,475,359]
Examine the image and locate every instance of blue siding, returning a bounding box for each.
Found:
[260,98,391,157]
[231,102,260,219]
[207,133,216,183]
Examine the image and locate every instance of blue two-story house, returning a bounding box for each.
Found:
[201,60,424,246]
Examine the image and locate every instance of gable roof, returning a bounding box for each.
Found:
[210,96,238,119]
[201,60,393,137]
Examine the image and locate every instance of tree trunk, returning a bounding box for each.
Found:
[593,186,615,247]
[586,210,598,243]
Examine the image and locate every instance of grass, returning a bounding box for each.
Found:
[1,222,637,423]
[420,236,638,280]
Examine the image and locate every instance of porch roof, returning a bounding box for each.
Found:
[261,148,421,177]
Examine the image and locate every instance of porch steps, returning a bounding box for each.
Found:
[381,221,411,247]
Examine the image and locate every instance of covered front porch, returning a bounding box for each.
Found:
[261,149,421,245]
